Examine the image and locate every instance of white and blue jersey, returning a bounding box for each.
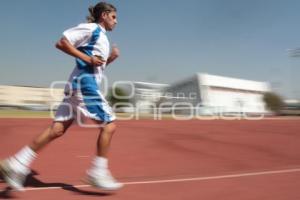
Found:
[55,23,116,123]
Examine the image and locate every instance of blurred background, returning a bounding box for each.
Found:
[0,0,299,116]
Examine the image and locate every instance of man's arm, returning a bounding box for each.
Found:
[106,45,120,66]
[55,37,104,66]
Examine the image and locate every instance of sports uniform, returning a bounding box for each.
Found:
[0,3,123,191]
[55,23,115,123]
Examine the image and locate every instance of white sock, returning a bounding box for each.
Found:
[93,156,108,169]
[8,157,28,174]
[89,156,108,176]
[13,146,37,168]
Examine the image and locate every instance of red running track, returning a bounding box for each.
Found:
[0,118,300,200]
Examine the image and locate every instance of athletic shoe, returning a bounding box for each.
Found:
[86,169,123,191]
[0,160,29,191]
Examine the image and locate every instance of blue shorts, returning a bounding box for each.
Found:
[54,91,116,123]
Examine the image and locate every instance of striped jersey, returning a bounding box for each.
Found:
[62,23,110,94]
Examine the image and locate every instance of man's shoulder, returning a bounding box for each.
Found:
[76,23,99,31]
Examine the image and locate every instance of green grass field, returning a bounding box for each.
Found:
[0,109,163,119]
[1,109,298,120]
[0,109,52,118]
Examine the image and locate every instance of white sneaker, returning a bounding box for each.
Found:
[86,169,123,191]
[0,159,29,191]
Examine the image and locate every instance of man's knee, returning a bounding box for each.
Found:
[103,122,117,134]
[50,122,68,138]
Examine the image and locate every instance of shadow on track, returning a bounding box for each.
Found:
[0,170,113,198]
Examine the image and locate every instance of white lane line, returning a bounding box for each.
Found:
[76,156,90,158]
[23,168,300,191]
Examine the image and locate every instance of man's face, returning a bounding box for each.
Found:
[102,11,117,31]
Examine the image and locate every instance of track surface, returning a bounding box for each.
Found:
[0,119,300,199]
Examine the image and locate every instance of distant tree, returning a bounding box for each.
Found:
[263,92,284,114]
[106,87,130,108]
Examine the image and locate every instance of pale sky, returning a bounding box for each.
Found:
[0,0,299,99]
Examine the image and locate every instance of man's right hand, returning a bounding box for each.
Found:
[90,56,106,66]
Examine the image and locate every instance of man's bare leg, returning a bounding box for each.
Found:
[29,120,74,152]
[0,120,73,191]
[96,122,116,158]
[86,121,123,190]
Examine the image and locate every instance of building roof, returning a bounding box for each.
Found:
[198,73,270,92]
[133,81,169,89]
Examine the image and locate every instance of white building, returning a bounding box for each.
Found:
[161,73,271,115]
[117,81,169,113]
[0,85,64,110]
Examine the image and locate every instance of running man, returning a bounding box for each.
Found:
[0,2,123,191]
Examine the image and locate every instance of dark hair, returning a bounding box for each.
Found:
[87,2,117,23]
